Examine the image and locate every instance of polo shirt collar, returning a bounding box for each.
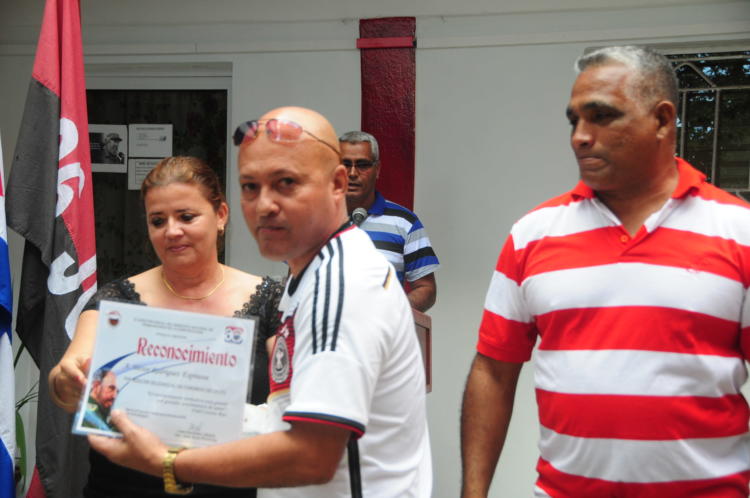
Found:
[569,157,704,201]
[368,191,387,215]
[671,156,705,199]
[570,180,595,200]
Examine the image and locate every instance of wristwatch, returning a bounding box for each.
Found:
[163,447,193,495]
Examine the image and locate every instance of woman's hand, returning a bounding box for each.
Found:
[49,356,90,412]
[50,309,100,412]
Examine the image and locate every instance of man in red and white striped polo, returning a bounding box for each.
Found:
[461,45,750,498]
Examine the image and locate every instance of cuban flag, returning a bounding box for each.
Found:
[0,135,16,498]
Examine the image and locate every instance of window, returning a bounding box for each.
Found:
[669,51,750,199]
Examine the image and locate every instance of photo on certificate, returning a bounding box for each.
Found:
[73,301,257,447]
[90,124,128,173]
[79,363,120,433]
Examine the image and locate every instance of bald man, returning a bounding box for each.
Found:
[90,107,432,497]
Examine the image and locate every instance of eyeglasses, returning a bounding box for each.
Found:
[342,159,377,171]
[233,119,340,157]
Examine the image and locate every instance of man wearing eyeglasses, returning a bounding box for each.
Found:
[339,131,439,312]
[89,106,432,498]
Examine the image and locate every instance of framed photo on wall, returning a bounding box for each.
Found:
[90,124,127,173]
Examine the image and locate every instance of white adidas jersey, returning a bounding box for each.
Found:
[260,224,432,498]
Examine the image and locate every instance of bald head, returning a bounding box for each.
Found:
[236,106,349,275]
[261,107,338,144]
[258,106,341,167]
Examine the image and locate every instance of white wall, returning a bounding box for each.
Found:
[416,39,579,495]
[1,0,749,496]
[227,48,361,278]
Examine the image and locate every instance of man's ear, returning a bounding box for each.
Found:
[654,100,676,140]
[332,164,348,196]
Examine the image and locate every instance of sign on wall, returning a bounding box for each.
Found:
[128,124,173,158]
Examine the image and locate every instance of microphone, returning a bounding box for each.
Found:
[351,207,368,227]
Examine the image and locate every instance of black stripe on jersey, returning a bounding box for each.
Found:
[348,439,363,498]
[382,205,418,224]
[308,222,354,355]
[330,237,345,351]
[321,241,334,351]
[284,411,366,435]
[373,239,403,253]
[312,237,346,354]
[311,269,320,354]
[404,246,437,265]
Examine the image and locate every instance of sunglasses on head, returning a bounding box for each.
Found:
[233,119,340,157]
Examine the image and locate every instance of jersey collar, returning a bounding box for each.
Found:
[286,220,356,296]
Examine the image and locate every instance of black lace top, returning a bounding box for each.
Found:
[82,276,284,498]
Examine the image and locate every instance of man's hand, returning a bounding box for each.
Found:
[87,409,351,488]
[461,354,523,497]
[88,410,168,477]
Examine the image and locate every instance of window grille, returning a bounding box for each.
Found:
[669,51,750,200]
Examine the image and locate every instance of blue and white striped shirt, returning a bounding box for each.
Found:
[359,191,439,284]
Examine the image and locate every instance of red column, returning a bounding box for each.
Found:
[357,17,416,210]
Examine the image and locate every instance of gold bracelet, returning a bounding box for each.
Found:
[163,447,193,495]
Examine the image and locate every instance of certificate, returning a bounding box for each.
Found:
[73,301,256,448]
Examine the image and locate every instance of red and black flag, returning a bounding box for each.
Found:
[6,0,97,496]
